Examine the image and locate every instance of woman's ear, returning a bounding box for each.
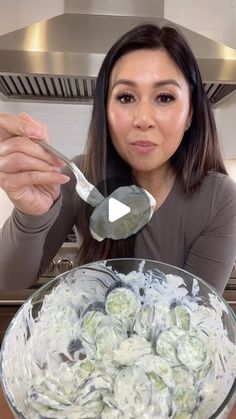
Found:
[185,107,193,131]
[185,118,192,131]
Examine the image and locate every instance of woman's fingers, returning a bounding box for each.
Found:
[0,136,64,168]
[0,170,70,191]
[0,113,45,141]
[0,153,63,174]
[0,113,70,216]
[3,180,62,216]
[19,113,50,143]
[19,112,37,123]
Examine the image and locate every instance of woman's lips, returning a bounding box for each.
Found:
[131,140,157,154]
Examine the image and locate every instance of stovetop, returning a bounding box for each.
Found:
[0,245,235,307]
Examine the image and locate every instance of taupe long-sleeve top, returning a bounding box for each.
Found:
[1,158,236,294]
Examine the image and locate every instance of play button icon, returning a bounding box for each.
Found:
[89,184,156,241]
[108,197,131,222]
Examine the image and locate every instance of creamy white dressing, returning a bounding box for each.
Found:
[1,261,236,419]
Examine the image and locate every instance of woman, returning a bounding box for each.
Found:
[0,24,236,292]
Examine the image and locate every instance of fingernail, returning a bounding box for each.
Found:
[56,160,66,168]
[53,167,62,173]
[53,161,65,169]
[20,113,45,138]
[24,126,45,138]
[20,112,34,122]
[61,175,70,183]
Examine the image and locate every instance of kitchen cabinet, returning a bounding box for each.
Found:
[223,264,236,314]
[223,289,236,313]
[0,289,33,344]
[0,387,14,419]
[0,305,19,343]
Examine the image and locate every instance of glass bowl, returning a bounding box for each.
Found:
[0,258,236,418]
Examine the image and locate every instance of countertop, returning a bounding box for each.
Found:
[1,386,236,418]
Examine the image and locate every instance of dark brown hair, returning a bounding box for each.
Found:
[78,23,227,265]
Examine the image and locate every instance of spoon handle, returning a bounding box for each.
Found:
[32,139,104,207]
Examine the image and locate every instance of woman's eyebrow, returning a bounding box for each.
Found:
[111,78,181,89]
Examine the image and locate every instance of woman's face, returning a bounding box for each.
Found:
[107,48,192,174]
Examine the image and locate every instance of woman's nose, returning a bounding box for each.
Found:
[133,102,156,129]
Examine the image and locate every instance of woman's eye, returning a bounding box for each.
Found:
[116,93,135,104]
[157,93,175,104]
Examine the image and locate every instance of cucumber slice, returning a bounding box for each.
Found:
[105,287,140,325]
[133,305,167,340]
[101,405,121,419]
[173,386,198,412]
[113,335,151,365]
[80,310,105,344]
[172,366,195,388]
[113,365,152,416]
[176,335,207,371]
[155,328,185,365]
[148,371,167,391]
[136,354,173,388]
[173,410,192,419]
[196,360,213,381]
[133,305,153,339]
[167,305,191,331]
[95,317,127,357]
[75,359,94,383]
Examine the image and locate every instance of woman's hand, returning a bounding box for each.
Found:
[0,113,70,215]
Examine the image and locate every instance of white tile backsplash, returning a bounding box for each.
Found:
[214,90,236,159]
[0,101,92,158]
[64,0,164,17]
[165,0,235,48]
[225,159,236,183]
[0,0,64,35]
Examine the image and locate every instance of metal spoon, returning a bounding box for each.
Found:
[33,138,104,207]
[32,139,156,241]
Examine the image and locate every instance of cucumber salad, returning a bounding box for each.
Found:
[1,261,236,419]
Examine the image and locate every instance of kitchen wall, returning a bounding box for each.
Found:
[214,92,236,160]
[0,0,236,227]
[233,0,236,47]
[0,0,64,36]
[165,1,236,178]
[165,0,235,49]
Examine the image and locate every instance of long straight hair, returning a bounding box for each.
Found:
[78,23,227,265]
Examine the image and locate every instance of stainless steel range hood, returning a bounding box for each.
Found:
[0,12,236,106]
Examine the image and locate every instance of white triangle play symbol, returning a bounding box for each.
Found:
[108,197,131,222]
